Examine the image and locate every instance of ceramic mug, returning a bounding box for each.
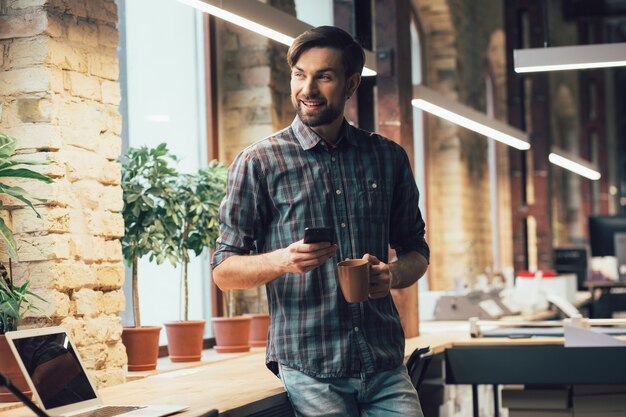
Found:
[337,259,370,303]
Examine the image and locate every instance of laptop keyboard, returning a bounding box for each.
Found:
[70,406,146,417]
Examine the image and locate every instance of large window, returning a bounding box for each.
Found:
[118,0,211,342]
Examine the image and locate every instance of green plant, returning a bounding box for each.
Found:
[165,160,227,321]
[120,143,179,327]
[0,133,53,260]
[0,261,46,334]
[0,133,52,334]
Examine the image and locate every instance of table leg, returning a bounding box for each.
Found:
[493,384,499,417]
[472,384,479,417]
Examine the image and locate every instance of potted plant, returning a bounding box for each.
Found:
[0,132,51,402]
[245,286,270,348]
[120,143,179,371]
[163,161,231,361]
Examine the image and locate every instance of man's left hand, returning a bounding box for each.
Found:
[362,253,392,299]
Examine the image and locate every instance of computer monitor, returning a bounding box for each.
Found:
[588,215,626,257]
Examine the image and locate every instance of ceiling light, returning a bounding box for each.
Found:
[548,147,601,180]
[175,0,377,76]
[514,43,626,73]
[412,85,531,150]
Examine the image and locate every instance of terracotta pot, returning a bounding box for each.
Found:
[245,313,270,347]
[121,326,162,372]
[164,320,206,363]
[0,335,32,403]
[212,316,252,353]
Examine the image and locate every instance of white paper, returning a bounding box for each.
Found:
[564,325,626,347]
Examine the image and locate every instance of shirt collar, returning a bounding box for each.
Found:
[291,116,360,151]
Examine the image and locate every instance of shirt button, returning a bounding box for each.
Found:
[354,326,359,332]
[336,189,342,195]
[341,222,346,228]
[331,157,336,162]
[371,182,378,189]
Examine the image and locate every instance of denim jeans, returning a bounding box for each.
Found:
[279,364,424,417]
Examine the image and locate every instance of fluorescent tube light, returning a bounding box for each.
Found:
[548,147,601,180]
[514,43,626,73]
[175,0,377,76]
[411,85,531,150]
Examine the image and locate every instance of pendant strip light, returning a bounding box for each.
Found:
[514,42,626,73]
[412,85,531,150]
[548,147,601,180]
[175,0,377,76]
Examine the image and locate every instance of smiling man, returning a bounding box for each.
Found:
[212,26,429,416]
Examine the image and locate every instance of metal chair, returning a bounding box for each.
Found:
[406,346,433,392]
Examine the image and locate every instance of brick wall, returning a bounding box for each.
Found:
[0,0,125,387]
[414,0,511,290]
[216,0,294,315]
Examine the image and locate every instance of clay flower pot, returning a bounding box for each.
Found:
[164,320,206,362]
[212,316,252,353]
[0,335,32,403]
[246,313,270,347]
[121,326,162,372]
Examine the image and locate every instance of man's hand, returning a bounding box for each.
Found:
[273,240,337,275]
[362,253,392,299]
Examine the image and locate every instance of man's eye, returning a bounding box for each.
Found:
[292,72,304,78]
[319,75,331,80]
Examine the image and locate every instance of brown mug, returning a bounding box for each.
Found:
[337,259,370,303]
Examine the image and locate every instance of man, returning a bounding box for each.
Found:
[212,26,429,417]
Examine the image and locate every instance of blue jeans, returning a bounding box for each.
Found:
[279,364,424,417]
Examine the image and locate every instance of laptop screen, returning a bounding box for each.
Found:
[11,331,98,409]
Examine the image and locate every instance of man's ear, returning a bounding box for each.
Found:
[345,73,361,99]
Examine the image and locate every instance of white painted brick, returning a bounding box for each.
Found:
[72,287,103,317]
[8,36,48,68]
[71,180,123,211]
[14,259,96,290]
[12,206,71,233]
[85,210,124,237]
[97,24,118,48]
[88,53,118,80]
[94,262,124,289]
[102,290,125,314]
[101,80,120,104]
[67,20,98,47]
[12,234,72,262]
[48,38,87,71]
[0,67,59,95]
[53,148,121,185]
[105,341,127,367]
[64,70,101,100]
[93,368,124,388]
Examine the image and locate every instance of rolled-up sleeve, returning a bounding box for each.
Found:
[211,150,268,269]
[389,146,430,263]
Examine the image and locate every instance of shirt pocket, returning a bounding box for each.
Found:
[357,178,387,225]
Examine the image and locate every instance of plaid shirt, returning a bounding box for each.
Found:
[212,116,429,378]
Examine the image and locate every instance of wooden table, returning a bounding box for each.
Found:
[4,320,624,417]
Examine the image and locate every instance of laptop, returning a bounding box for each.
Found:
[5,326,188,417]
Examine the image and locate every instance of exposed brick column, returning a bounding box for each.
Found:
[0,0,125,387]
[374,0,420,337]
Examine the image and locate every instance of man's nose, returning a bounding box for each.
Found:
[301,77,318,96]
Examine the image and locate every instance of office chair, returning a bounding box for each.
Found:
[406,346,433,392]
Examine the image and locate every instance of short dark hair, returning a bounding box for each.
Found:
[287,26,365,77]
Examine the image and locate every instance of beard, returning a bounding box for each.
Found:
[293,96,344,127]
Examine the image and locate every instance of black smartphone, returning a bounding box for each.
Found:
[303,227,335,244]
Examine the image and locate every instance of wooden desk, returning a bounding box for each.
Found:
[0,352,287,417]
[4,321,624,417]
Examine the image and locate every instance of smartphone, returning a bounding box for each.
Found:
[303,227,335,244]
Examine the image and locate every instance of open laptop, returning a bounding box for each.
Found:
[5,326,188,417]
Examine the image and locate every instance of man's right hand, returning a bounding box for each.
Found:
[273,239,337,275]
